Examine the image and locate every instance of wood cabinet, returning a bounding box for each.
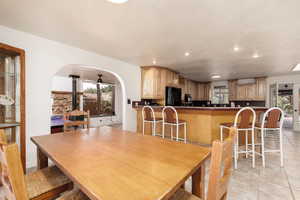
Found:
[228,80,237,100]
[255,78,266,100]
[197,83,211,100]
[230,77,266,101]
[141,67,179,99]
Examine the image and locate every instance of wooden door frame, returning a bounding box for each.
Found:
[0,42,26,172]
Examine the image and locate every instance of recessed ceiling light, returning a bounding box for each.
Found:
[152,60,157,65]
[233,46,240,52]
[292,63,300,71]
[211,75,221,79]
[185,52,190,57]
[252,53,260,58]
[106,0,128,4]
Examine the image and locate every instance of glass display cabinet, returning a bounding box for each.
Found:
[0,43,26,171]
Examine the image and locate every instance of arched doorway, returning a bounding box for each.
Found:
[50,64,126,131]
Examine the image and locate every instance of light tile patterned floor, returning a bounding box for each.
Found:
[1,128,299,200]
[184,128,300,200]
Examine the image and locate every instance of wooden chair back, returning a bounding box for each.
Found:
[162,106,178,124]
[207,127,236,200]
[264,107,283,128]
[234,107,256,129]
[142,106,155,121]
[0,141,29,200]
[64,110,90,132]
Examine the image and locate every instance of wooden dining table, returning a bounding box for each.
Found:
[31,126,211,200]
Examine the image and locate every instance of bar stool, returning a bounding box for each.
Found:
[255,107,284,168]
[162,106,187,143]
[220,107,256,169]
[142,106,163,136]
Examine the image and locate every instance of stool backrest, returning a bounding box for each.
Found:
[142,106,155,121]
[0,141,28,200]
[262,107,284,129]
[207,127,236,200]
[234,107,256,129]
[162,106,178,124]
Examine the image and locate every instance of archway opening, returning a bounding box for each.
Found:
[50,64,126,132]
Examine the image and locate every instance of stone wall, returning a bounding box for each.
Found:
[51,91,81,115]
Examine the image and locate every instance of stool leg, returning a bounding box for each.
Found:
[220,126,223,142]
[251,128,255,168]
[162,122,165,139]
[176,124,179,142]
[261,128,266,168]
[171,125,173,140]
[142,121,145,135]
[184,123,187,143]
[234,130,239,169]
[279,128,284,167]
[153,122,156,136]
[245,130,248,158]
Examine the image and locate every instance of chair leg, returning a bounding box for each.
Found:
[245,130,248,158]
[220,126,223,142]
[162,123,165,138]
[279,128,284,167]
[176,124,179,142]
[184,123,187,143]
[261,128,266,168]
[142,121,145,135]
[251,128,255,168]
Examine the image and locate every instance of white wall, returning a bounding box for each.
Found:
[52,76,82,92]
[0,25,141,168]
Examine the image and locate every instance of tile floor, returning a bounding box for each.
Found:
[184,128,300,200]
[0,128,299,200]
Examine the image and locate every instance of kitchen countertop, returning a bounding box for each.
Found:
[133,105,268,110]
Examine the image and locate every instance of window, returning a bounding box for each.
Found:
[212,86,229,104]
[83,82,115,117]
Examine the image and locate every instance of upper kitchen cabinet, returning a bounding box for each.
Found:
[255,77,267,100]
[230,77,266,101]
[141,66,179,99]
[228,80,237,100]
[141,67,162,99]
[197,83,211,100]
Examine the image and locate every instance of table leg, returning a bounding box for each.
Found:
[192,164,205,199]
[37,148,48,169]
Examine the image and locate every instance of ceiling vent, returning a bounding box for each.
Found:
[237,78,256,85]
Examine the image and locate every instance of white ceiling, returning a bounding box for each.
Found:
[56,65,119,84]
[1,0,300,81]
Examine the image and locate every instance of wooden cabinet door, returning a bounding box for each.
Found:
[228,80,237,100]
[256,78,266,100]
[246,84,256,100]
[197,84,204,100]
[141,68,155,99]
[237,85,247,100]
[204,83,211,100]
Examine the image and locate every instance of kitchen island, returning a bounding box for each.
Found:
[134,106,267,144]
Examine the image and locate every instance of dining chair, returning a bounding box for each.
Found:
[255,107,284,167]
[0,139,72,200]
[220,107,256,168]
[0,129,7,186]
[171,127,236,200]
[142,106,163,136]
[162,106,187,143]
[64,109,90,132]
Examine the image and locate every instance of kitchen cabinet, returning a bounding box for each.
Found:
[197,83,211,100]
[228,80,237,100]
[141,67,179,99]
[255,77,266,100]
[229,77,266,101]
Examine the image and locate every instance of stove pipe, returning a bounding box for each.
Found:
[69,75,80,110]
